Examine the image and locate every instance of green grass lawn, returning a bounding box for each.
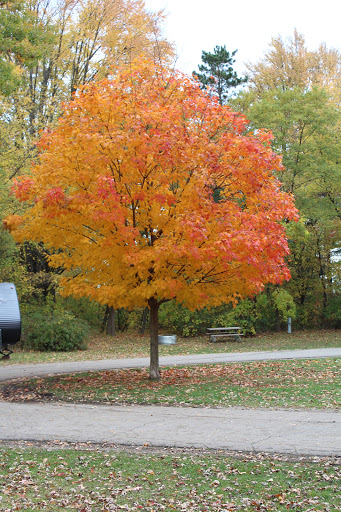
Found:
[0,446,339,511]
[2,358,340,409]
[2,329,341,366]
[1,332,340,510]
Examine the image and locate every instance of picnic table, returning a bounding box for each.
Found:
[207,326,244,343]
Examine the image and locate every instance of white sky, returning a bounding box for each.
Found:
[144,0,341,76]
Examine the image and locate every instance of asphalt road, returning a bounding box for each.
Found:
[1,401,339,456]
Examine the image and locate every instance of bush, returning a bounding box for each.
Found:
[158,295,279,337]
[215,299,259,336]
[323,295,341,328]
[159,301,219,337]
[58,295,105,330]
[22,310,89,351]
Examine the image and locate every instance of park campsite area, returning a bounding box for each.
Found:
[0,330,340,511]
[1,1,341,509]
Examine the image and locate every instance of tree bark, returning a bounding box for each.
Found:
[275,308,281,332]
[140,307,148,334]
[102,305,109,332]
[106,306,116,336]
[148,298,160,380]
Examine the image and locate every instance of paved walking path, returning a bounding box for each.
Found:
[1,348,340,456]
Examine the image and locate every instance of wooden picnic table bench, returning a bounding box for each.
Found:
[207,326,244,343]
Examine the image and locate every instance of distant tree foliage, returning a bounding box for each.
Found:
[0,0,175,187]
[245,29,341,100]
[193,45,247,104]
[0,0,55,95]
[232,31,341,327]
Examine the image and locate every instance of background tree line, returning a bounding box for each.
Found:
[1,2,340,348]
[192,33,341,331]
[0,0,175,345]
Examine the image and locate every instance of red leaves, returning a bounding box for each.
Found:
[12,177,35,201]
[7,60,298,311]
[95,176,117,200]
[43,187,65,203]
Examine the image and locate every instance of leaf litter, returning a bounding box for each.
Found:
[0,444,339,511]
[1,358,339,409]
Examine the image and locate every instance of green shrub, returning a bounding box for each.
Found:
[323,295,341,328]
[58,296,105,330]
[215,299,258,336]
[22,310,89,351]
[159,301,218,336]
[159,295,279,337]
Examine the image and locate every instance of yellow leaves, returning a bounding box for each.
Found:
[100,0,174,68]
[7,60,298,311]
[2,214,23,234]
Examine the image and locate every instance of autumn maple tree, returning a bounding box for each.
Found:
[5,60,298,379]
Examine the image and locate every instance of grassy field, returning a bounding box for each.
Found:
[1,330,340,511]
[2,358,340,409]
[2,329,341,366]
[0,445,339,511]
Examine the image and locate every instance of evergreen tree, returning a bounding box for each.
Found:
[193,45,247,104]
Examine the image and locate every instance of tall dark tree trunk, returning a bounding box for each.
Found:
[275,308,281,332]
[140,307,148,334]
[102,305,109,332]
[106,306,116,336]
[148,297,160,380]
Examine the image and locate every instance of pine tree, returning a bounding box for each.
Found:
[193,45,247,104]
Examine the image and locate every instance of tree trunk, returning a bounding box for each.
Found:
[148,298,160,380]
[102,305,109,332]
[106,306,116,337]
[140,307,148,334]
[275,308,281,332]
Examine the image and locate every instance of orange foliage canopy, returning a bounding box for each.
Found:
[6,61,298,310]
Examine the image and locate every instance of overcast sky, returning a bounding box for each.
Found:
[144,0,341,76]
